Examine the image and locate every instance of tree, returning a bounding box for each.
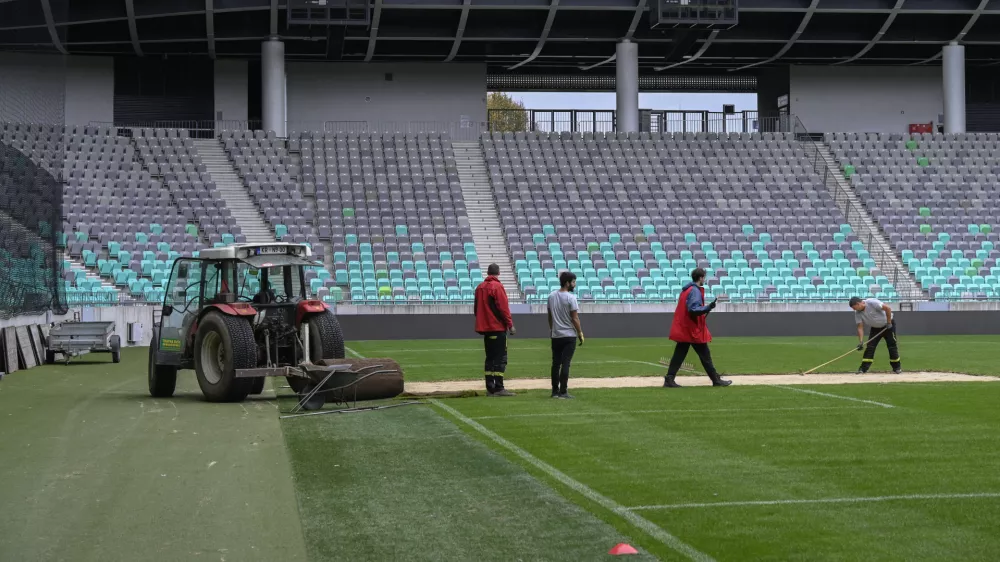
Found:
[488,92,529,133]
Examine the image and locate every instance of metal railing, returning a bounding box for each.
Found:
[487,109,790,135]
[792,117,926,301]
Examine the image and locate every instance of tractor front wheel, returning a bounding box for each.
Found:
[194,311,257,402]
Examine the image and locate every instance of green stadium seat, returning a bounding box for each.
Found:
[274,225,287,239]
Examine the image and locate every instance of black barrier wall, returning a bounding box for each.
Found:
[0,138,66,318]
[337,311,1000,340]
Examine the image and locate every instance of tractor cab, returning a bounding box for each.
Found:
[148,243,345,404]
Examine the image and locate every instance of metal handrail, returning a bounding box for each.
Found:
[792,117,925,301]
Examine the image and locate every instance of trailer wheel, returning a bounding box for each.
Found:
[148,330,178,398]
[46,349,56,365]
[110,335,121,364]
[194,312,257,402]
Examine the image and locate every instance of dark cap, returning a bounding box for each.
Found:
[849,296,863,307]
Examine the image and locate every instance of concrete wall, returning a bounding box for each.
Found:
[790,66,942,133]
[214,59,248,123]
[0,54,115,125]
[0,53,67,124]
[64,56,114,126]
[285,62,487,131]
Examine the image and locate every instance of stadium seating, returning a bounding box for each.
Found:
[486,131,893,303]
[135,128,244,247]
[828,132,1000,300]
[290,131,481,303]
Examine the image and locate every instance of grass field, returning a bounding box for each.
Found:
[347,335,1000,381]
[2,337,1000,561]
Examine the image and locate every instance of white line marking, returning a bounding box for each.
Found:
[471,406,868,420]
[431,399,715,562]
[626,492,1000,511]
[774,385,896,408]
[344,346,365,358]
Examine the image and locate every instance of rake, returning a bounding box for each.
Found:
[799,326,890,376]
[657,357,708,376]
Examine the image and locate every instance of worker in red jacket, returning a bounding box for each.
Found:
[474,263,516,396]
[663,268,732,388]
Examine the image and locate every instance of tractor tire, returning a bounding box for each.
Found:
[194,311,257,402]
[286,311,345,398]
[110,335,121,363]
[307,311,345,361]
[148,329,178,398]
[250,377,266,395]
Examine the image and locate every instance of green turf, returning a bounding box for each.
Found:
[346,336,1000,382]
[279,403,657,561]
[0,348,307,562]
[434,384,1000,561]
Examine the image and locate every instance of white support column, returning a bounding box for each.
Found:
[615,39,639,134]
[262,38,286,137]
[942,41,966,134]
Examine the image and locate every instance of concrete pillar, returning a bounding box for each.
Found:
[942,41,966,134]
[615,39,639,134]
[262,38,286,137]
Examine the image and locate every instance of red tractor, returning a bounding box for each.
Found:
[147,243,349,407]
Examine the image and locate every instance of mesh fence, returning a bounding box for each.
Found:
[0,56,68,318]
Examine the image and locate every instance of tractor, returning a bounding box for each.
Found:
[147,243,355,406]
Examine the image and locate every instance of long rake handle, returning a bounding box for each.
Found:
[802,326,890,375]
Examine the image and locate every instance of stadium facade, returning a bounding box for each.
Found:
[2,0,1000,341]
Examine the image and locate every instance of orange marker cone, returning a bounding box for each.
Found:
[608,543,639,555]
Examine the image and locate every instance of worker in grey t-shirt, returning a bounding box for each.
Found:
[548,271,584,399]
[849,296,900,374]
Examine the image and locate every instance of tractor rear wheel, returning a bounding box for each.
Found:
[250,377,266,395]
[194,311,257,402]
[307,311,345,362]
[286,312,345,402]
[148,329,178,398]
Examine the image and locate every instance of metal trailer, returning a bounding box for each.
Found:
[46,321,121,364]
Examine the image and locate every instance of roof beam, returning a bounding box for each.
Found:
[509,0,560,70]
[730,0,819,71]
[444,0,472,62]
[38,0,66,54]
[365,0,383,62]
[205,0,216,59]
[912,0,989,65]
[654,30,719,71]
[579,0,646,71]
[833,0,904,65]
[124,0,143,56]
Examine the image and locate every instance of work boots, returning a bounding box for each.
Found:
[709,373,732,387]
[663,375,682,388]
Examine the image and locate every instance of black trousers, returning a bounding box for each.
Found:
[860,320,900,372]
[483,332,508,374]
[550,337,577,394]
[665,342,720,379]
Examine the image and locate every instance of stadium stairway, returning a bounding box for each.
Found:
[807,141,925,299]
[193,139,274,244]
[62,253,117,291]
[454,141,521,301]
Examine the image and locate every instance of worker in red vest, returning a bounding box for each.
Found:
[474,263,516,397]
[663,268,732,388]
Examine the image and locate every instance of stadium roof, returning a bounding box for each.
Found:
[1,0,1000,72]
